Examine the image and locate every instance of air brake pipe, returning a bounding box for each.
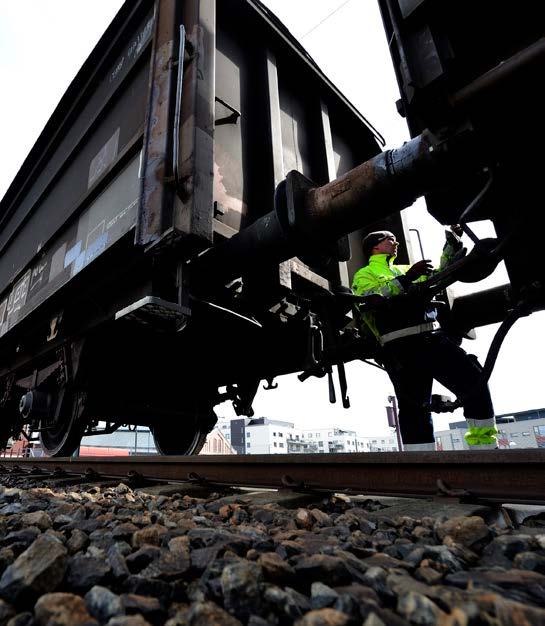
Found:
[191,130,465,286]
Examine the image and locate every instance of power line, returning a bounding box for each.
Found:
[301,0,353,39]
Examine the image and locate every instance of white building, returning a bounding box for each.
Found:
[216,416,398,454]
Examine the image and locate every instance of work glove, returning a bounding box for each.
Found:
[405,259,433,281]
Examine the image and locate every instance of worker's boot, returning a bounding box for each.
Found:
[464,418,498,450]
[403,442,435,452]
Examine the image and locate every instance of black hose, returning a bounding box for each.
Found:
[454,300,529,407]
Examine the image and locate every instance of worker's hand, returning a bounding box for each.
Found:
[405,259,433,281]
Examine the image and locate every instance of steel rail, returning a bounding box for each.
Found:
[1,449,544,503]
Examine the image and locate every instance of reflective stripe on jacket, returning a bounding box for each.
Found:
[351,234,461,342]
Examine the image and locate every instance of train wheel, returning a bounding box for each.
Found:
[39,390,86,457]
[151,408,216,455]
[40,417,85,457]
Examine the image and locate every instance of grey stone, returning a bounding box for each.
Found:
[66,553,112,592]
[359,567,395,602]
[310,582,339,609]
[111,523,140,542]
[513,550,545,573]
[188,528,253,555]
[107,544,131,580]
[397,592,446,625]
[0,489,21,503]
[481,534,537,568]
[3,528,41,549]
[105,617,153,626]
[52,503,86,526]
[445,569,545,605]
[221,561,264,620]
[20,512,51,531]
[0,534,67,605]
[0,506,23,516]
[418,545,465,573]
[264,585,311,621]
[66,529,89,555]
[122,576,171,607]
[190,546,221,573]
[139,548,190,580]
[126,546,162,573]
[332,594,362,623]
[85,585,124,623]
[293,554,354,588]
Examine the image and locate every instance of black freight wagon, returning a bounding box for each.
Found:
[0,0,405,456]
[2,0,544,457]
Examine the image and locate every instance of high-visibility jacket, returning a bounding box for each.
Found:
[352,233,461,343]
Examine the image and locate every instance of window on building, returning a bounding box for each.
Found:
[225,434,230,440]
[308,433,313,438]
[279,432,283,437]
[296,435,300,440]
[246,442,251,448]
[328,432,332,436]
[273,432,276,437]
[274,442,277,447]
[315,433,320,437]
[279,442,284,448]
[246,431,250,437]
[319,441,323,447]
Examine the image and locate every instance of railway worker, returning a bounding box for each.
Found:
[351,227,498,451]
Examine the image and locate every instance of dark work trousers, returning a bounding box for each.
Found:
[380,330,495,445]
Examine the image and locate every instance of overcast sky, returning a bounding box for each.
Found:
[0,1,543,437]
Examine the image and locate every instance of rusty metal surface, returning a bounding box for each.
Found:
[137,0,178,245]
[1,449,544,503]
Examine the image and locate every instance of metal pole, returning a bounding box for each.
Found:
[388,395,403,452]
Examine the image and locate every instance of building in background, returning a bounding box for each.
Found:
[216,417,398,454]
[435,408,545,450]
[82,424,237,455]
[200,429,237,455]
[82,426,158,455]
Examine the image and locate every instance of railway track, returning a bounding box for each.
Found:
[1,449,543,504]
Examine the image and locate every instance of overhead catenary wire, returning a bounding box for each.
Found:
[301,0,353,39]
